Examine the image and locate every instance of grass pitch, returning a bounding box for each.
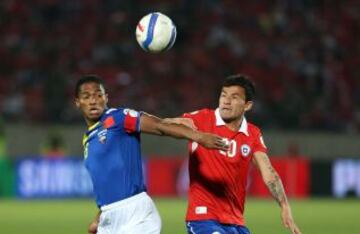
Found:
[0,198,359,234]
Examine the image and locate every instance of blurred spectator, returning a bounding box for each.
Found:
[0,0,358,132]
[40,130,66,159]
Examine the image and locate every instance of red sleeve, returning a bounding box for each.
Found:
[123,109,141,133]
[253,129,268,154]
[182,110,204,129]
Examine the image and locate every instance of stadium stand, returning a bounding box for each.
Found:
[0,0,358,132]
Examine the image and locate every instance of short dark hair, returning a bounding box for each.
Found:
[222,74,255,101]
[75,75,105,97]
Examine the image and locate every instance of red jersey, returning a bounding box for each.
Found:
[183,108,267,225]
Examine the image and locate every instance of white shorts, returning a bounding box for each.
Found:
[98,192,161,234]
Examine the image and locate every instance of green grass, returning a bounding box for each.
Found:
[0,198,359,234]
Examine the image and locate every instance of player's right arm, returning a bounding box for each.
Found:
[88,211,100,234]
[139,113,228,150]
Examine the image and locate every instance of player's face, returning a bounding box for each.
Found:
[219,86,253,122]
[75,82,108,125]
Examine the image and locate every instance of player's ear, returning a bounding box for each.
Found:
[75,98,80,108]
[105,93,109,104]
[244,101,253,112]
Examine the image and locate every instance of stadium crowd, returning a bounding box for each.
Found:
[0,0,359,132]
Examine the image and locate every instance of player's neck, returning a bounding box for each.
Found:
[85,118,98,128]
[225,116,243,132]
[86,120,94,127]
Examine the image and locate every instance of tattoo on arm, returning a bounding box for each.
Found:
[262,155,287,205]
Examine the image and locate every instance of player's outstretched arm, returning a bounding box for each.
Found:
[88,211,100,234]
[162,117,197,130]
[140,113,228,150]
[253,152,302,234]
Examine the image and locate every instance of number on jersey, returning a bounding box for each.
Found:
[219,139,237,158]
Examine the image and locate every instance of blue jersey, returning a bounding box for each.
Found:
[82,107,146,207]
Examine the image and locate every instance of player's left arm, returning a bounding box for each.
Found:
[139,113,228,150]
[253,151,302,234]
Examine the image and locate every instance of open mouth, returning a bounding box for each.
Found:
[89,107,100,115]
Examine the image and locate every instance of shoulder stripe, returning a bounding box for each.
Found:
[88,121,100,131]
[105,108,117,114]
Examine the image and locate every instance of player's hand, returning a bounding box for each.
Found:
[163,118,197,130]
[197,133,230,150]
[281,205,301,234]
[88,220,98,234]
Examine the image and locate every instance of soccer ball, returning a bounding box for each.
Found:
[135,12,177,53]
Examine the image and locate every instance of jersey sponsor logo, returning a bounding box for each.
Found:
[99,216,111,227]
[98,129,108,144]
[123,108,138,117]
[195,206,207,214]
[104,116,115,128]
[240,144,251,157]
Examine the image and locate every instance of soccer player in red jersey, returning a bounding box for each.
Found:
[168,74,301,234]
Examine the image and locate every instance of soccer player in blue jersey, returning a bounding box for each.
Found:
[75,75,229,234]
